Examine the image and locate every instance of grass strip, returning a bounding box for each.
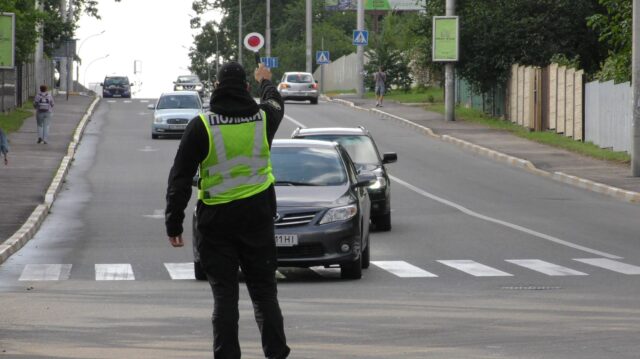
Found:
[0,103,34,134]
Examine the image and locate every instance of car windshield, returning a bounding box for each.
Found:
[286,74,313,83]
[302,135,379,165]
[271,146,347,186]
[156,95,200,109]
[177,76,200,83]
[104,77,129,86]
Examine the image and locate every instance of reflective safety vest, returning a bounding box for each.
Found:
[198,110,274,205]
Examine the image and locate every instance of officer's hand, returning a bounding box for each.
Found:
[254,63,272,82]
[168,235,184,247]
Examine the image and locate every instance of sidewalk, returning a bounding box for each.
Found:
[0,95,96,249]
[329,94,640,201]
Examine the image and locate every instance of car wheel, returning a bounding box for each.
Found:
[310,98,318,105]
[361,236,370,269]
[151,134,159,139]
[194,261,207,280]
[373,212,391,231]
[341,253,362,279]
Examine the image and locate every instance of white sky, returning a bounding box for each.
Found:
[76,0,219,98]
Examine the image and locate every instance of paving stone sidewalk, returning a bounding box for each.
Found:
[0,95,95,243]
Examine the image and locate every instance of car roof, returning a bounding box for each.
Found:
[272,138,339,149]
[294,127,369,137]
[159,91,200,97]
[283,72,313,76]
[104,75,129,79]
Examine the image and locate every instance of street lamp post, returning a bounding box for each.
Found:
[77,30,106,91]
[83,54,110,91]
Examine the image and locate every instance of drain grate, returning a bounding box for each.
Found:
[501,285,562,291]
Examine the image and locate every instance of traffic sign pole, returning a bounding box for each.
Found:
[356,0,365,98]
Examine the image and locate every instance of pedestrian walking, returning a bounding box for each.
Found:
[165,62,290,359]
[374,66,387,107]
[0,128,8,165]
[33,84,54,144]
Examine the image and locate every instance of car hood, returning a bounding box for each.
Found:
[154,108,201,119]
[275,185,352,207]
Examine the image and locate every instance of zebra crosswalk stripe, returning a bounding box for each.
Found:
[372,261,438,278]
[95,264,135,280]
[506,259,588,276]
[438,260,513,277]
[165,263,195,280]
[573,258,640,275]
[19,264,72,281]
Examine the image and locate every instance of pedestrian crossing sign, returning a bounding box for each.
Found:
[316,51,330,65]
[353,30,368,46]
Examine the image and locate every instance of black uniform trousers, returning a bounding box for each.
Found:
[198,224,290,359]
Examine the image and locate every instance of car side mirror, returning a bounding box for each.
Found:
[147,104,155,110]
[202,103,210,109]
[382,152,397,164]
[354,171,376,188]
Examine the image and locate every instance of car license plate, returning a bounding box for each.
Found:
[275,234,298,247]
[169,124,186,130]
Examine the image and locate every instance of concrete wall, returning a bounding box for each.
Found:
[585,80,632,153]
[313,53,368,92]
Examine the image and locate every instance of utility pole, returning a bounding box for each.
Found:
[266,0,271,58]
[306,0,312,73]
[238,0,242,64]
[356,0,365,98]
[633,0,640,176]
[444,0,456,121]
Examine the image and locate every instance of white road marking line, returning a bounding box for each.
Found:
[124,100,132,103]
[506,259,588,276]
[438,260,513,277]
[372,261,438,278]
[107,100,116,103]
[164,263,195,280]
[19,264,72,281]
[390,175,622,259]
[95,264,135,280]
[138,145,158,152]
[573,258,640,275]
[284,114,306,128]
[139,100,149,103]
[143,209,165,219]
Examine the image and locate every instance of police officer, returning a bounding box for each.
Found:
[165,62,290,359]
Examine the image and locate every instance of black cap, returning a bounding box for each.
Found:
[216,62,247,86]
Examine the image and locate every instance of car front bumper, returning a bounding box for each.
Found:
[152,123,188,135]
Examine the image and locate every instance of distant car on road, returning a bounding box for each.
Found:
[192,139,376,280]
[101,75,132,98]
[277,72,319,104]
[174,75,205,98]
[292,126,397,231]
[148,91,207,139]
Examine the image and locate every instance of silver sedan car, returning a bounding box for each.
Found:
[149,91,207,139]
[277,72,319,104]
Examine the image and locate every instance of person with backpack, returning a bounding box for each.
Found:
[33,84,55,144]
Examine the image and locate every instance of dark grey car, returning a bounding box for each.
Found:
[292,126,397,231]
[192,139,376,280]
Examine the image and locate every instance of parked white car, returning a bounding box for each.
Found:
[148,91,207,139]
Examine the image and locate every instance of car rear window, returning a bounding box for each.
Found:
[301,135,379,165]
[271,147,347,186]
[177,76,200,83]
[156,95,200,109]
[286,74,313,83]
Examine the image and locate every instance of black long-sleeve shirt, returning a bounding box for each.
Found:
[165,79,284,237]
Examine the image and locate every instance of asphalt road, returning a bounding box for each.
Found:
[1,97,639,359]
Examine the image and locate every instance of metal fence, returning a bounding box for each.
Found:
[456,78,506,117]
[0,57,55,112]
[585,80,632,153]
[312,53,366,92]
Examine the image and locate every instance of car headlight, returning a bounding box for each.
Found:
[369,176,387,190]
[319,204,358,224]
[175,85,184,90]
[154,117,165,124]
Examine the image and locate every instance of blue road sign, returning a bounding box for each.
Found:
[353,30,368,46]
[260,57,279,68]
[316,51,330,65]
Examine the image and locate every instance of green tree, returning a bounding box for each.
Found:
[422,0,605,92]
[587,0,632,82]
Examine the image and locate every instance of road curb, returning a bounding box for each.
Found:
[327,96,640,205]
[0,96,100,265]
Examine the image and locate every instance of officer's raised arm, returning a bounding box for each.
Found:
[255,63,284,140]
